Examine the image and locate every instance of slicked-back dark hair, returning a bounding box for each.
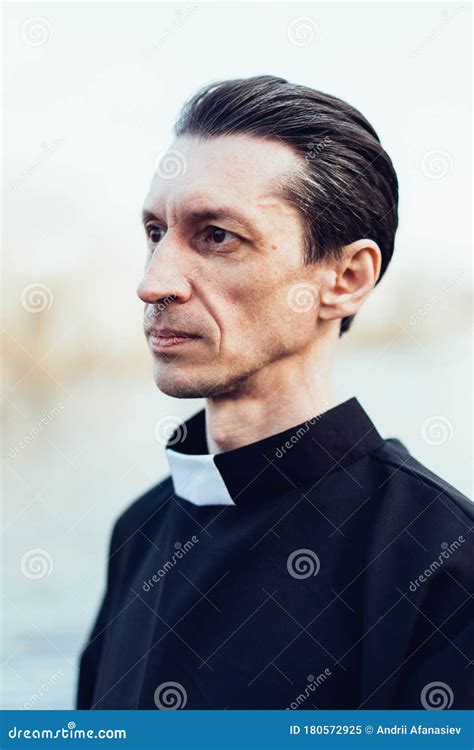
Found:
[174,75,399,335]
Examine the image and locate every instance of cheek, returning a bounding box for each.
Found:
[196,254,318,350]
[245,272,321,354]
[223,269,279,330]
[221,270,311,349]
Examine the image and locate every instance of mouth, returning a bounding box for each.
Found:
[147,328,202,351]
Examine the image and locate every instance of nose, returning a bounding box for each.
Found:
[136,241,193,306]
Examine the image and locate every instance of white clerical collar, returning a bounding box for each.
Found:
[164,399,384,508]
[165,448,235,506]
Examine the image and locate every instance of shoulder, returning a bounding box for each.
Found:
[370,438,473,523]
[367,440,473,602]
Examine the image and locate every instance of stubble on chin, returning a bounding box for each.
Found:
[152,360,259,400]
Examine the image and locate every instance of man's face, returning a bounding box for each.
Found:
[138,133,324,399]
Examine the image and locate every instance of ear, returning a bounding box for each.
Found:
[318,239,382,323]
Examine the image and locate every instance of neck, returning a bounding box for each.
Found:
[205,334,339,454]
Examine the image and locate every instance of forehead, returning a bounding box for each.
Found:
[144,133,302,217]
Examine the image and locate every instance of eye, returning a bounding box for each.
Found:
[207,227,227,243]
[201,225,239,249]
[146,225,164,244]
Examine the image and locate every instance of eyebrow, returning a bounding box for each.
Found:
[141,206,258,237]
[142,209,160,225]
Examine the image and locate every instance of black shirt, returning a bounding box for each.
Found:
[77,397,474,709]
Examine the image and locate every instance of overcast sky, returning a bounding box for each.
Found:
[5,2,471,281]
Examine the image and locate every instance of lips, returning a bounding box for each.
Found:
[147,327,202,351]
[147,327,200,339]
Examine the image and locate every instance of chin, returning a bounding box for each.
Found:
[152,362,248,400]
[153,364,212,399]
[155,381,206,399]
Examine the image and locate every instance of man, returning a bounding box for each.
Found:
[77,76,473,710]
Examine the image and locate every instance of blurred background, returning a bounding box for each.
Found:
[2,1,472,709]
